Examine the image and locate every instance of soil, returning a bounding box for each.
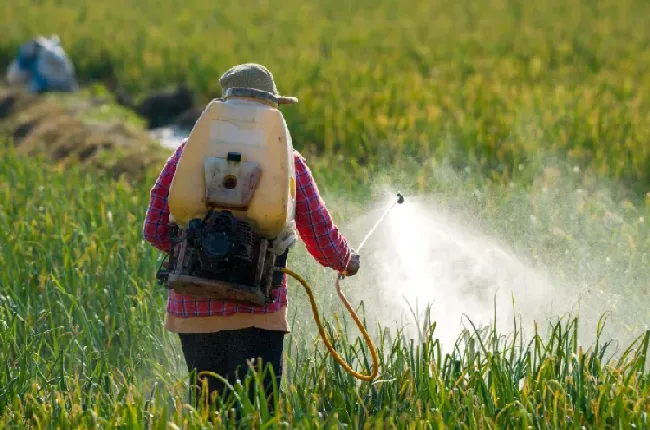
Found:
[0,87,169,183]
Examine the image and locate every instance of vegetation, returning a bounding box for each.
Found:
[3,0,650,195]
[0,144,647,428]
[2,0,650,427]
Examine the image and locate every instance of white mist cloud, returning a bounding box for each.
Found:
[341,195,573,349]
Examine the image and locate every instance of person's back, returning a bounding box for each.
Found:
[143,63,359,410]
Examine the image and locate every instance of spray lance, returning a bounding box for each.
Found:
[281,193,406,382]
[340,192,406,279]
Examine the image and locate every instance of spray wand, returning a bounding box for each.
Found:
[340,192,405,279]
[281,192,406,382]
[357,192,405,253]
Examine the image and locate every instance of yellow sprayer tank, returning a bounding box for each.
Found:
[167,98,296,239]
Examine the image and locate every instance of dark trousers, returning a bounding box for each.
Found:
[178,327,285,410]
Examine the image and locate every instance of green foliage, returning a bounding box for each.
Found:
[2,0,650,194]
[0,136,649,428]
[2,0,650,426]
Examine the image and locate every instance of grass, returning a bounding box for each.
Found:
[2,0,650,427]
[1,140,649,428]
[3,0,650,196]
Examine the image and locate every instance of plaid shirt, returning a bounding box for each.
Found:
[143,139,351,317]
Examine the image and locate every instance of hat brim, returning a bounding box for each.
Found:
[223,87,298,106]
[277,96,298,105]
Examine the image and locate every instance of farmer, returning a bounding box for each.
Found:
[143,63,360,408]
[5,35,78,93]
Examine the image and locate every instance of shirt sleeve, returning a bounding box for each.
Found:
[293,152,351,273]
[142,139,186,253]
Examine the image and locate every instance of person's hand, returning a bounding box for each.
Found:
[343,251,360,277]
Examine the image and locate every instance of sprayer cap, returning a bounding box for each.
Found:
[227,152,242,162]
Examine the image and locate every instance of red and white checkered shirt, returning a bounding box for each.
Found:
[143,139,352,318]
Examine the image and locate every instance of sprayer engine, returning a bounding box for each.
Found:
[159,209,279,306]
[187,211,256,285]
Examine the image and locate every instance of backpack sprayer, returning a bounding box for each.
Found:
[156,95,406,382]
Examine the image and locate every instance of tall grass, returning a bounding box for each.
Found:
[2,0,650,426]
[0,141,649,428]
[3,0,650,194]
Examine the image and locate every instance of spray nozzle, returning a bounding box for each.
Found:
[396,193,405,204]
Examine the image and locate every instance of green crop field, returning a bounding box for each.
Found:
[3,0,650,194]
[0,144,648,428]
[2,0,650,427]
